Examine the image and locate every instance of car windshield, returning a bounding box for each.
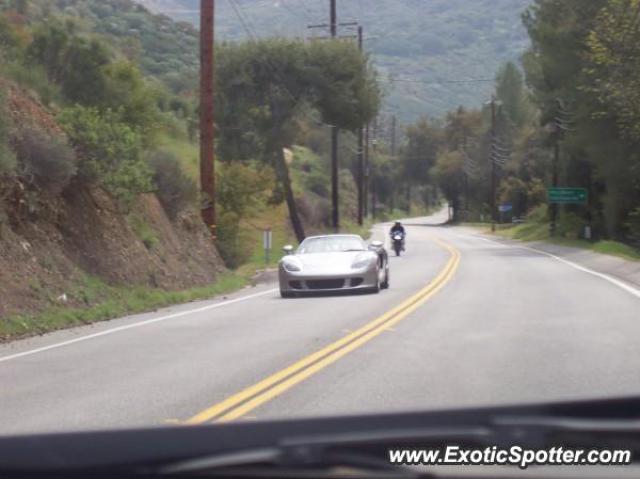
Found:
[297,236,366,254]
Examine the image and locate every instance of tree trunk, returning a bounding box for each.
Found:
[274,150,305,243]
[406,183,411,214]
[452,196,461,223]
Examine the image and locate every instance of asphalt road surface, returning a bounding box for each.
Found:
[1,209,640,435]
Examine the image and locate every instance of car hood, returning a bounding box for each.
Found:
[293,251,373,272]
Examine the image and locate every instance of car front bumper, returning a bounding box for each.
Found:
[279,266,379,293]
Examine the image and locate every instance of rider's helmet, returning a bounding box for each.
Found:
[394,221,401,227]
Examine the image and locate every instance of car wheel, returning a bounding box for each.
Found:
[369,271,381,294]
[381,266,390,289]
[280,290,294,298]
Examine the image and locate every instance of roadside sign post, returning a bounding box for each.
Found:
[547,187,588,237]
[263,229,272,265]
[498,204,512,224]
[547,187,588,204]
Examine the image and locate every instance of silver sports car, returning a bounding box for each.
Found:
[278,234,389,298]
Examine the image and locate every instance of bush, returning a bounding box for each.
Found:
[215,208,250,269]
[147,150,196,220]
[526,204,548,223]
[3,61,61,106]
[14,127,77,193]
[0,89,15,176]
[129,214,159,250]
[556,212,585,239]
[0,145,14,176]
[59,106,153,206]
[101,61,161,142]
[215,162,276,267]
[626,208,640,248]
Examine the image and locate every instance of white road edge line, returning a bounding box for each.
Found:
[0,288,278,363]
[463,233,640,299]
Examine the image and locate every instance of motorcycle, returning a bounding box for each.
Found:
[391,231,405,256]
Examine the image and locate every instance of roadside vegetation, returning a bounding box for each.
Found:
[396,0,640,257]
[469,206,640,262]
[0,0,399,336]
[0,273,247,340]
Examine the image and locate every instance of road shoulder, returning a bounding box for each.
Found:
[458,226,640,288]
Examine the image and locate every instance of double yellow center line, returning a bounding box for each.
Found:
[186,237,460,425]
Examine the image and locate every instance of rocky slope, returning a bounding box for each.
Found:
[0,87,224,320]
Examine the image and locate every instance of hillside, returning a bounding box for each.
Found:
[0,0,229,327]
[0,0,373,330]
[0,0,199,92]
[135,0,532,121]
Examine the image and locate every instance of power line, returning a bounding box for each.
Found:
[279,0,312,25]
[297,0,315,19]
[380,77,494,85]
[227,0,257,40]
[227,0,333,131]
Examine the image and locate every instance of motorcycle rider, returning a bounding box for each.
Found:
[390,221,406,251]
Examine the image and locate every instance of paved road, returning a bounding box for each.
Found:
[1,209,639,435]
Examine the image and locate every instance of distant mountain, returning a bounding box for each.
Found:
[136,0,532,122]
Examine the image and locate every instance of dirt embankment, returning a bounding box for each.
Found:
[0,88,225,319]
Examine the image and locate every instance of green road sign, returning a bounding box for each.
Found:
[548,187,588,204]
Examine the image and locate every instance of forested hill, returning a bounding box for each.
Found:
[136,0,532,121]
[0,0,200,92]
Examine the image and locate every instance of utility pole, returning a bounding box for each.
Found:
[307,2,358,231]
[550,131,559,236]
[370,116,378,217]
[389,115,397,213]
[490,96,497,232]
[363,124,370,218]
[200,0,216,240]
[356,25,364,226]
[329,0,339,231]
[330,0,337,36]
[549,97,573,237]
[390,115,397,157]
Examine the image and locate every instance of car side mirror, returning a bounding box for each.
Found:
[283,245,294,255]
[368,240,383,250]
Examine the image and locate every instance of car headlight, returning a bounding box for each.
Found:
[351,253,376,270]
[282,258,302,272]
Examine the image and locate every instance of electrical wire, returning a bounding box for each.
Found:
[227,0,334,129]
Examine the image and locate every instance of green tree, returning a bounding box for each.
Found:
[58,106,153,207]
[215,39,380,242]
[586,0,640,142]
[27,21,112,105]
[401,117,442,188]
[522,0,640,239]
[101,61,160,141]
[495,61,534,129]
[432,150,465,221]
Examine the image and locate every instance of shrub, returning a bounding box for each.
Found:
[58,106,153,206]
[215,208,249,269]
[215,163,276,268]
[526,204,548,223]
[129,214,159,250]
[304,170,329,197]
[626,208,640,248]
[101,61,161,142]
[0,146,14,176]
[0,89,15,176]
[14,127,77,193]
[3,61,61,106]
[0,14,21,61]
[556,212,586,239]
[147,150,196,220]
